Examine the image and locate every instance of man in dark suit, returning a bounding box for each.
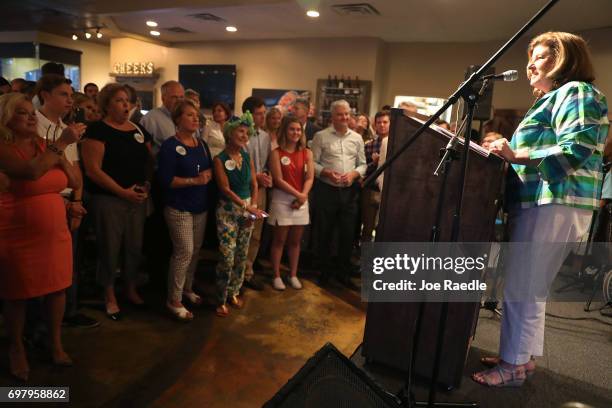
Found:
[293,98,321,144]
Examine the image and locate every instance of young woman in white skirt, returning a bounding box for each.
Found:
[268,116,314,290]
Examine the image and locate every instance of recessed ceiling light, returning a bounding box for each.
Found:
[96,29,103,39]
[72,34,78,41]
[225,26,238,32]
[146,21,158,27]
[150,30,161,36]
[306,10,320,18]
[85,32,92,39]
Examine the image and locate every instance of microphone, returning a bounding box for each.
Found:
[482,70,518,81]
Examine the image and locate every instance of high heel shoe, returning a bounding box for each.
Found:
[52,352,73,367]
[215,304,230,317]
[9,350,29,382]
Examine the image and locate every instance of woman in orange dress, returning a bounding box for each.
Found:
[0,93,84,381]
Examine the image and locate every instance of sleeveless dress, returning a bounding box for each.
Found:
[267,148,310,226]
[0,142,72,299]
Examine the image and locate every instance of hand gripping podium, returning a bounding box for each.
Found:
[362,109,505,388]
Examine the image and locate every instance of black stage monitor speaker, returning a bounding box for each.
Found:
[464,65,495,121]
[263,343,401,408]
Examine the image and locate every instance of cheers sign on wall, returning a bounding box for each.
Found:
[113,62,155,75]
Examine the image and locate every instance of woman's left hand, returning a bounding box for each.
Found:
[488,138,516,162]
[247,206,266,219]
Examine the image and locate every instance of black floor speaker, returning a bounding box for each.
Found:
[263,343,401,408]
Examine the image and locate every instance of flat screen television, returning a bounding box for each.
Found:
[179,64,236,110]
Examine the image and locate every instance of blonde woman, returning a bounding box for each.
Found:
[0,92,84,380]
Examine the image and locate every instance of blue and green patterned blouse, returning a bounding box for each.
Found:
[509,81,609,211]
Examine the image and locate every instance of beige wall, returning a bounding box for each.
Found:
[0,31,110,91]
[37,32,111,91]
[111,27,612,114]
[383,27,612,111]
[110,37,381,113]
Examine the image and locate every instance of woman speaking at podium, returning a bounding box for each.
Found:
[473,32,609,387]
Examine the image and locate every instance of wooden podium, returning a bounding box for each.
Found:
[361,109,505,388]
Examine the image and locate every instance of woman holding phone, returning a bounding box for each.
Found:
[81,83,154,321]
[268,116,314,290]
[213,112,266,317]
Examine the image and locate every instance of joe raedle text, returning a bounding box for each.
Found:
[362,244,491,303]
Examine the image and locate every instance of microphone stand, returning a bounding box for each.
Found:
[363,1,560,407]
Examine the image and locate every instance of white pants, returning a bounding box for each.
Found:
[499,204,592,365]
[164,207,207,303]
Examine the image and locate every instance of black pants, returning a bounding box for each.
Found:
[314,182,359,280]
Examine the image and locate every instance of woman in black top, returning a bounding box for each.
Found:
[81,83,153,321]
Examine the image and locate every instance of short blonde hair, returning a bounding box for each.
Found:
[527,32,595,97]
[97,83,129,117]
[171,99,198,126]
[0,92,29,143]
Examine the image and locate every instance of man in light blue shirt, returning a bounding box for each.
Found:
[243,96,272,290]
[140,80,185,156]
[311,99,366,289]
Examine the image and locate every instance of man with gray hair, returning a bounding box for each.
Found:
[140,80,185,155]
[311,99,367,289]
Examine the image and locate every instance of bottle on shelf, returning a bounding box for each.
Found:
[326,74,332,88]
[333,75,339,89]
[346,76,352,89]
[338,74,344,89]
[354,76,361,94]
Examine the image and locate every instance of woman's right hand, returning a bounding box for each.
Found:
[59,123,87,145]
[121,185,148,204]
[246,205,266,219]
[195,169,213,185]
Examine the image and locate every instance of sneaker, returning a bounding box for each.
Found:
[273,277,286,291]
[244,276,265,291]
[288,276,302,290]
[63,313,101,329]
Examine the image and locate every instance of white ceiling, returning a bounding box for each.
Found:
[2,0,612,44]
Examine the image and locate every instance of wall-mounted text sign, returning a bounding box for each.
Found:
[113,62,155,75]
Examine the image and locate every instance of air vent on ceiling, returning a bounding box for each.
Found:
[331,3,380,16]
[189,13,226,22]
[164,27,194,33]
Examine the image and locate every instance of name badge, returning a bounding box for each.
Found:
[225,160,236,171]
[134,133,145,143]
[176,146,187,156]
[281,156,291,166]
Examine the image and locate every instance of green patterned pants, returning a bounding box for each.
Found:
[215,199,254,305]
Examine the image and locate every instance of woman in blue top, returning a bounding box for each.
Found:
[213,112,266,317]
[474,32,608,387]
[158,100,213,321]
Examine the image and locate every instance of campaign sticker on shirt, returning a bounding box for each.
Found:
[307,140,313,148]
[176,146,187,156]
[225,160,237,171]
[134,133,145,143]
[281,156,291,166]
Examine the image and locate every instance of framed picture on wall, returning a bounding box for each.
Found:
[252,88,310,113]
[179,64,237,110]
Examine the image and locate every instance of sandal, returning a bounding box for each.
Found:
[183,291,203,306]
[228,295,244,309]
[481,356,536,377]
[166,302,193,321]
[216,304,230,317]
[472,364,526,387]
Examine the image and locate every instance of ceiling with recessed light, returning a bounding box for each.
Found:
[1,0,611,44]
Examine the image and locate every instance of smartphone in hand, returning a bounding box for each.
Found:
[74,108,87,124]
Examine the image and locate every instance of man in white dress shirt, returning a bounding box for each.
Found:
[311,100,367,289]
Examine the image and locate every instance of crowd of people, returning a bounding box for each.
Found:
[0,31,609,389]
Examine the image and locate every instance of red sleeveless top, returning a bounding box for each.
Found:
[277,148,307,192]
